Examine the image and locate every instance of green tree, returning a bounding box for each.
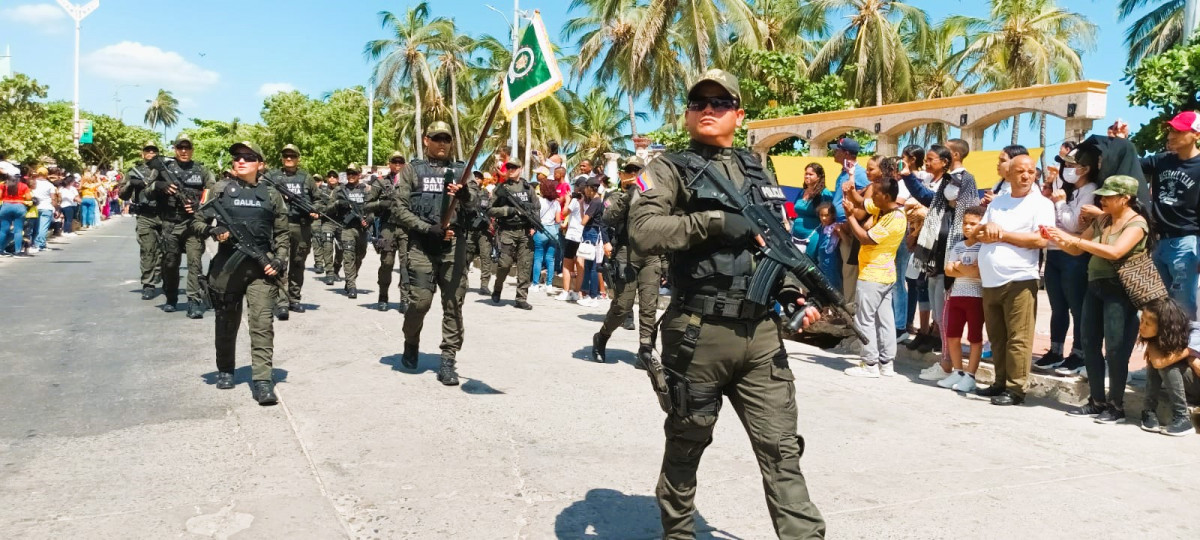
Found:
[430,22,474,159]
[804,0,932,107]
[364,2,450,160]
[632,0,759,74]
[144,89,180,140]
[0,74,81,170]
[1119,0,1184,68]
[79,113,161,170]
[1126,38,1200,151]
[569,87,644,163]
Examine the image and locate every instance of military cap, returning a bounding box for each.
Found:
[173,133,193,147]
[426,121,453,137]
[142,140,160,151]
[229,141,264,161]
[585,176,604,188]
[346,163,362,174]
[506,157,523,169]
[622,156,646,171]
[687,69,741,102]
[1093,175,1140,197]
[281,144,301,156]
[389,151,405,162]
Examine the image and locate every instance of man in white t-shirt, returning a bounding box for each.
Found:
[976,154,1055,406]
[31,167,57,252]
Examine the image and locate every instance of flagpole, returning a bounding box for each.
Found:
[510,0,520,154]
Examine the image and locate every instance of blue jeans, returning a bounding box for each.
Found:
[532,229,558,285]
[61,206,76,233]
[80,197,98,227]
[580,227,602,297]
[1154,235,1199,318]
[0,203,27,254]
[892,240,910,330]
[36,209,53,249]
[1044,250,1089,353]
[1082,278,1139,407]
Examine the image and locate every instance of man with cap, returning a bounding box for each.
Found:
[391,122,475,385]
[627,68,826,538]
[262,144,319,320]
[466,170,497,294]
[487,157,539,309]
[1114,112,1200,318]
[591,155,664,365]
[191,141,289,405]
[365,149,412,312]
[119,140,164,300]
[312,170,342,278]
[324,163,371,297]
[151,133,216,317]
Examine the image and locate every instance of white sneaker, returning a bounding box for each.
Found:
[547,287,561,296]
[532,284,544,294]
[952,374,977,393]
[879,362,895,377]
[938,370,965,388]
[568,292,580,303]
[918,363,951,381]
[555,291,570,301]
[844,362,880,378]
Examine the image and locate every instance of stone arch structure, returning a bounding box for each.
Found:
[746,81,1108,160]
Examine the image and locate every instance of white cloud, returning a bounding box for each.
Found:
[258,82,296,97]
[83,41,219,92]
[0,3,68,33]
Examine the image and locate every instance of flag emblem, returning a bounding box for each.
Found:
[635,174,653,192]
[200,189,211,204]
[501,12,564,120]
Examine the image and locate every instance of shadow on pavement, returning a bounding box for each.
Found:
[199,367,289,387]
[460,379,505,395]
[576,312,606,323]
[553,488,733,540]
[379,353,436,375]
[475,297,509,307]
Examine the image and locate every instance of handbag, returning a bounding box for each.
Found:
[1114,250,1167,308]
[576,240,597,260]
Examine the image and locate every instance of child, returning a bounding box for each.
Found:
[937,205,987,392]
[1138,298,1195,436]
[842,178,906,378]
[806,202,842,293]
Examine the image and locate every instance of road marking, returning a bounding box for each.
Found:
[277,388,357,538]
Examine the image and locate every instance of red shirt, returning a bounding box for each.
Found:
[1,182,30,204]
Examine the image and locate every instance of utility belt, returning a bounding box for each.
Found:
[495,223,531,233]
[287,214,313,225]
[674,293,770,321]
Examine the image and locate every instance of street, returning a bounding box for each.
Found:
[1,218,1197,540]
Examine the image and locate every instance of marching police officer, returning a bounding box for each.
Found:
[191,141,288,405]
[263,144,319,320]
[365,150,411,313]
[325,164,370,297]
[119,140,163,300]
[151,134,215,317]
[313,170,341,278]
[591,156,664,365]
[392,123,476,385]
[628,69,826,539]
[467,171,496,294]
[487,158,537,309]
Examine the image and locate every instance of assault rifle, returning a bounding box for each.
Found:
[146,156,201,212]
[493,185,563,251]
[201,191,286,280]
[258,174,342,231]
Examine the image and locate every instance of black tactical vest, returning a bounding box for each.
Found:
[494,180,534,229]
[170,160,208,194]
[129,163,158,211]
[215,180,277,254]
[340,183,368,227]
[267,168,310,219]
[662,149,788,295]
[409,159,465,226]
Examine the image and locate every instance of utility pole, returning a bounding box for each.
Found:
[367,85,375,170]
[56,0,99,150]
[1187,0,1200,43]
[510,0,520,153]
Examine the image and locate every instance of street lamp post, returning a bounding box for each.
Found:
[367,85,375,170]
[486,1,523,154]
[56,0,100,149]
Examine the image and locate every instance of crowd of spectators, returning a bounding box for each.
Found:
[0,157,127,258]
[792,115,1200,436]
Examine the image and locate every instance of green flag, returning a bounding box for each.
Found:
[502,11,563,120]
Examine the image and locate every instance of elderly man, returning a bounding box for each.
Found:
[975,154,1055,406]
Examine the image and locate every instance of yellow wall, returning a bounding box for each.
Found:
[771,149,1045,191]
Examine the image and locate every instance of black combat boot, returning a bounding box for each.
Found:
[401,342,419,370]
[215,371,234,390]
[141,285,156,300]
[252,380,278,405]
[289,303,305,313]
[163,299,178,313]
[187,303,204,319]
[491,288,502,304]
[591,333,609,363]
[514,300,532,310]
[636,346,654,371]
[437,355,460,386]
[396,300,408,314]
[345,284,357,299]
[313,264,325,274]
[622,315,636,331]
[376,292,389,312]
[274,306,289,321]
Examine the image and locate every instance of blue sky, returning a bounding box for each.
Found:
[0,0,1163,151]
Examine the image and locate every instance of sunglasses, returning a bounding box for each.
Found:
[389,159,404,164]
[686,97,739,112]
[282,153,299,159]
[175,145,193,150]
[430,134,452,143]
[143,148,158,153]
[232,153,261,163]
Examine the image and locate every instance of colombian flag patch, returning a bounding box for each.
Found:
[199,189,211,204]
[635,173,653,192]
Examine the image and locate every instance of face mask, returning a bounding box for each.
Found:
[943,183,960,200]
[1062,167,1080,184]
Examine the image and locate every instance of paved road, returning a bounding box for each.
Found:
[1,218,1197,539]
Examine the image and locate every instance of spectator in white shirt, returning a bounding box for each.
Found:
[31,167,57,251]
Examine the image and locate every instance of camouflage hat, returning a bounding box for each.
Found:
[346,163,362,174]
[389,151,405,162]
[687,69,741,102]
[1093,175,1140,197]
[173,133,192,147]
[142,140,160,151]
[505,157,523,169]
[229,141,264,160]
[622,155,646,171]
[281,143,301,156]
[426,121,453,137]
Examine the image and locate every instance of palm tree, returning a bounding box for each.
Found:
[1119,0,1184,67]
[431,23,474,159]
[631,0,759,74]
[745,0,825,56]
[804,0,931,107]
[948,0,1097,144]
[364,2,449,160]
[143,89,179,140]
[565,0,656,139]
[906,19,969,143]
[569,87,644,163]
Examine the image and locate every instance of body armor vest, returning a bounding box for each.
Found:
[160,160,208,221]
[267,168,311,219]
[494,180,534,229]
[662,149,788,295]
[215,180,277,255]
[129,163,158,212]
[339,183,368,228]
[409,159,465,227]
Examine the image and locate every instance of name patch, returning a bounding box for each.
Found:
[349,192,365,203]
[422,177,445,193]
[233,198,262,207]
[759,186,786,200]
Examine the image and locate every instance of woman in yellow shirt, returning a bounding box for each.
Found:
[79,173,101,229]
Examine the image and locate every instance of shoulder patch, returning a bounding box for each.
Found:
[635,173,654,192]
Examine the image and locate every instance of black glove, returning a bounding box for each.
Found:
[718,212,756,245]
[454,185,471,202]
[426,223,445,240]
[335,199,350,210]
[266,258,286,275]
[777,289,804,308]
[210,225,229,240]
